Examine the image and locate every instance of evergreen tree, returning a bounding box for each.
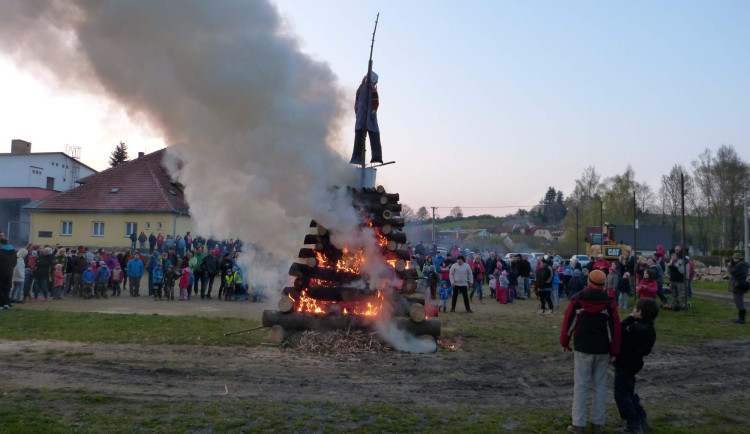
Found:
[109,141,130,167]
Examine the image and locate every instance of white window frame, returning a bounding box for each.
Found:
[157,222,162,231]
[145,222,151,230]
[92,222,105,237]
[125,222,137,237]
[61,221,73,236]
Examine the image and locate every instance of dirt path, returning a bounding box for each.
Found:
[2,337,749,417]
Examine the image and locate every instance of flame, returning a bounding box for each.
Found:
[294,289,385,317]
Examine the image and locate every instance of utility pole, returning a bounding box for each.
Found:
[744,183,748,261]
[599,198,603,256]
[680,173,686,255]
[431,206,436,245]
[575,205,580,255]
[633,190,637,257]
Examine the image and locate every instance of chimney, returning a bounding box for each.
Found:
[11,139,31,154]
[138,152,145,158]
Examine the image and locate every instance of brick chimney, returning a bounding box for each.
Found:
[11,139,31,154]
[138,151,145,158]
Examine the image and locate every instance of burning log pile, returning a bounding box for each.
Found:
[263,186,440,351]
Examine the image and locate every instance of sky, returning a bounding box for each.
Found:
[1,0,748,217]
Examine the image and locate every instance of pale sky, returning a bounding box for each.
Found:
[1,0,748,216]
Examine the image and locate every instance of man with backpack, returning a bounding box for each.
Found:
[560,269,621,434]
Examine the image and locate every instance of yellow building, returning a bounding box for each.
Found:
[27,149,196,248]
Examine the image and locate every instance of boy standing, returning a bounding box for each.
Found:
[437,280,452,312]
[613,298,658,434]
[560,270,621,434]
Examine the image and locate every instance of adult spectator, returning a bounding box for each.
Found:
[560,269,621,434]
[129,231,137,250]
[727,252,749,324]
[148,233,157,254]
[201,250,219,299]
[176,235,186,258]
[414,241,425,257]
[666,252,687,311]
[0,237,15,309]
[33,247,54,301]
[71,249,88,296]
[647,257,667,304]
[193,247,207,296]
[469,254,485,303]
[449,255,473,313]
[484,252,498,284]
[138,231,147,250]
[156,233,165,253]
[518,254,532,300]
[218,253,233,299]
[126,252,145,296]
[433,250,446,270]
[536,256,555,314]
[163,235,176,253]
[593,254,610,274]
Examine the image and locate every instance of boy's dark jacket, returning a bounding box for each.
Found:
[614,316,655,376]
[560,288,621,356]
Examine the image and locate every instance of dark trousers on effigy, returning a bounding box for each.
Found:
[451,285,471,311]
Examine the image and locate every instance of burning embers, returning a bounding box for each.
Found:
[262,185,440,350]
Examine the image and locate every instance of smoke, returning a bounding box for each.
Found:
[0,0,364,292]
[374,321,437,354]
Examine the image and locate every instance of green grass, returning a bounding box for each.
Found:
[692,280,731,293]
[0,310,263,347]
[0,389,745,433]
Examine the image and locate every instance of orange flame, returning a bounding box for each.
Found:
[294,289,385,317]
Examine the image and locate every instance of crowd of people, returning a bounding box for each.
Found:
[0,232,256,308]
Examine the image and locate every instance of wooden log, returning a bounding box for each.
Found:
[391,249,411,261]
[288,262,361,284]
[303,234,321,245]
[378,193,399,205]
[382,209,393,220]
[262,310,374,331]
[293,278,308,290]
[298,248,316,258]
[305,286,381,302]
[316,226,328,236]
[417,335,437,353]
[261,311,440,337]
[376,185,386,194]
[266,325,293,345]
[386,240,398,251]
[278,295,295,313]
[309,219,319,228]
[409,304,426,323]
[305,257,318,268]
[396,269,419,280]
[384,232,407,244]
[371,216,405,228]
[392,317,440,337]
[394,259,407,272]
[401,279,417,293]
[381,224,393,235]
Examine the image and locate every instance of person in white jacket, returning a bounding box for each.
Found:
[449,255,473,313]
[12,248,28,303]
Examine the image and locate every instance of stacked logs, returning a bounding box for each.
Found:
[262,185,440,348]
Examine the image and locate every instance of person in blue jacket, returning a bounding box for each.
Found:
[126,252,145,297]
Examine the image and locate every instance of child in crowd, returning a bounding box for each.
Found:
[637,270,658,299]
[613,298,658,434]
[437,280,452,312]
[95,261,110,298]
[152,263,164,301]
[552,266,562,309]
[82,265,96,299]
[617,272,631,309]
[496,270,509,304]
[179,267,190,300]
[52,263,65,300]
[233,267,245,301]
[567,269,585,299]
[224,266,237,301]
[606,264,619,299]
[164,265,177,300]
[507,263,518,303]
[111,264,123,296]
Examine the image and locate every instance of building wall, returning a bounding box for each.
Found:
[29,211,196,248]
[0,153,96,191]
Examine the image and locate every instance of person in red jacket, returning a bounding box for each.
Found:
[560,270,621,434]
[469,254,486,303]
[636,269,658,299]
[593,254,611,274]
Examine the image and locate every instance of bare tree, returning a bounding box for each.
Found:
[449,206,463,219]
[570,166,603,206]
[401,204,416,222]
[416,206,430,221]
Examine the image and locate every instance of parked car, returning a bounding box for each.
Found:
[570,254,590,268]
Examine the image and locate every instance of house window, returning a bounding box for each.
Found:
[92,222,105,237]
[157,222,162,231]
[125,222,137,237]
[61,221,73,236]
[146,222,151,230]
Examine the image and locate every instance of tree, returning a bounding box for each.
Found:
[531,187,567,226]
[449,206,463,219]
[109,141,129,167]
[570,166,603,206]
[401,204,416,222]
[659,164,692,241]
[416,206,430,221]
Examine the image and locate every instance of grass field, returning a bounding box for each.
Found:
[1,294,748,433]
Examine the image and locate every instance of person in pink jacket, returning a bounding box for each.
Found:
[637,269,658,299]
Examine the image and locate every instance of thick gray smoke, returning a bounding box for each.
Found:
[0,0,364,292]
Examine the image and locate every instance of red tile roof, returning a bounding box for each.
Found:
[0,187,58,201]
[34,149,189,213]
